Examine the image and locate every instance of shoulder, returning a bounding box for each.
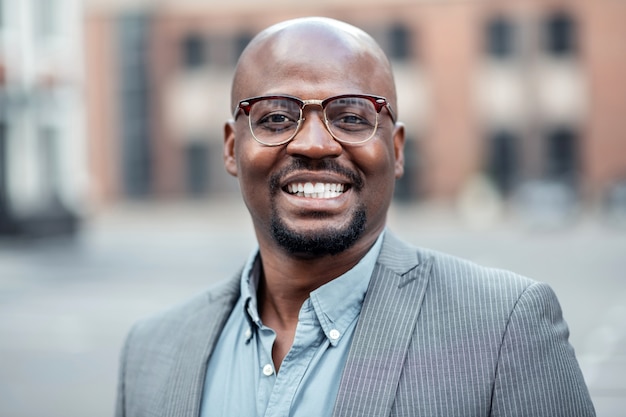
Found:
[116,274,242,415]
[426,246,534,291]
[380,231,539,303]
[125,274,240,350]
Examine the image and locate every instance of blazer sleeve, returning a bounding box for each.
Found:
[491,281,595,416]
[115,322,135,417]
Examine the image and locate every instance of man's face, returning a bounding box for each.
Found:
[225,24,405,258]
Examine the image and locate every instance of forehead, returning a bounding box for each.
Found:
[234,22,394,101]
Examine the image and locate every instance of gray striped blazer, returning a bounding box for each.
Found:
[116,232,595,416]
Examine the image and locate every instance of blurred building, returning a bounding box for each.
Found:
[0,0,87,236]
[84,0,626,213]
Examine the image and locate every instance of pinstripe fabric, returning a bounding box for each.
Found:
[116,233,595,417]
[116,276,240,417]
[332,233,432,416]
[334,234,595,417]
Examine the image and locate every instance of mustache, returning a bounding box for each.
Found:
[268,158,364,194]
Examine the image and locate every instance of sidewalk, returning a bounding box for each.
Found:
[1,199,624,416]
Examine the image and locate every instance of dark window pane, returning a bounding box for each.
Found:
[118,14,152,197]
[0,124,6,209]
[543,12,577,56]
[487,130,518,195]
[486,16,515,58]
[546,127,578,181]
[185,142,209,196]
[234,32,253,65]
[182,33,206,68]
[39,127,60,202]
[394,137,421,201]
[388,23,411,60]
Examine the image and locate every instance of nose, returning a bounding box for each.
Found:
[285,111,343,159]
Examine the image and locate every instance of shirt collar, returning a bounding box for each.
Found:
[240,231,386,346]
[309,232,384,346]
[240,250,263,329]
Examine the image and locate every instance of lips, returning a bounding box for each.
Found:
[285,182,347,199]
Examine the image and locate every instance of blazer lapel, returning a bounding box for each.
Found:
[333,232,432,417]
[159,275,240,417]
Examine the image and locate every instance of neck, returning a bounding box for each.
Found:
[254,230,381,371]
[257,232,379,322]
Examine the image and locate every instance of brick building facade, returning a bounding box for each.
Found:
[84,0,626,211]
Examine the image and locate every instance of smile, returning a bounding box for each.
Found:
[286,182,347,199]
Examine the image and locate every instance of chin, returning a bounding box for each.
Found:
[270,205,367,257]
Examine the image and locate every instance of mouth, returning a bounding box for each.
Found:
[284,182,348,199]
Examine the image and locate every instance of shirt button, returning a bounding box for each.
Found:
[329,329,341,341]
[262,364,274,376]
[244,328,252,339]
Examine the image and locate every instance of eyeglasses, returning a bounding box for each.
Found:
[233,94,396,146]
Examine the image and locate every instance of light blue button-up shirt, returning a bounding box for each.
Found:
[200,232,384,417]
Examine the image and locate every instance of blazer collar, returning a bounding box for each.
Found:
[158,274,241,417]
[333,231,433,417]
[156,232,429,417]
[377,229,422,276]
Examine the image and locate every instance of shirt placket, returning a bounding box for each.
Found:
[258,301,327,417]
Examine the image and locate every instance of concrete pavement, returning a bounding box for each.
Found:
[0,198,624,416]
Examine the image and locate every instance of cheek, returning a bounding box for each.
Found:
[235,143,280,198]
[356,140,399,186]
[355,140,398,219]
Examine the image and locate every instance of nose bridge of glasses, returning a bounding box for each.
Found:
[298,99,331,132]
[289,100,342,149]
[301,99,325,109]
[300,99,326,120]
[296,104,334,139]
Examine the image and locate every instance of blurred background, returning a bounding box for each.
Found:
[0,0,625,416]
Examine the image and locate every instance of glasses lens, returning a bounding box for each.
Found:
[324,97,378,143]
[249,98,301,145]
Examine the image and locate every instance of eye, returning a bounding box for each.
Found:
[337,114,367,125]
[325,97,377,133]
[261,113,291,124]
[330,113,374,131]
[255,112,298,133]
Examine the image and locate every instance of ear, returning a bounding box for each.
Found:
[224,120,238,177]
[392,122,405,179]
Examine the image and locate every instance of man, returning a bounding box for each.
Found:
[116,17,595,417]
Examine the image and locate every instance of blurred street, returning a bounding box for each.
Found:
[0,198,624,417]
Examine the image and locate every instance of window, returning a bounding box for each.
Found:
[233,32,253,65]
[388,23,411,60]
[185,142,209,196]
[485,16,516,59]
[34,0,60,38]
[0,123,10,233]
[118,14,152,197]
[38,126,60,203]
[546,127,579,182]
[182,33,206,69]
[543,11,577,56]
[486,130,518,195]
[394,137,420,201]
[0,124,6,209]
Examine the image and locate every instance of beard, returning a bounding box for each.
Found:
[270,204,367,257]
[268,158,367,257]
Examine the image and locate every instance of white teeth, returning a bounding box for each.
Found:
[286,182,346,198]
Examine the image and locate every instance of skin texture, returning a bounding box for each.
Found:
[223,17,405,369]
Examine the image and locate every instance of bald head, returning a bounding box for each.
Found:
[231,17,398,114]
